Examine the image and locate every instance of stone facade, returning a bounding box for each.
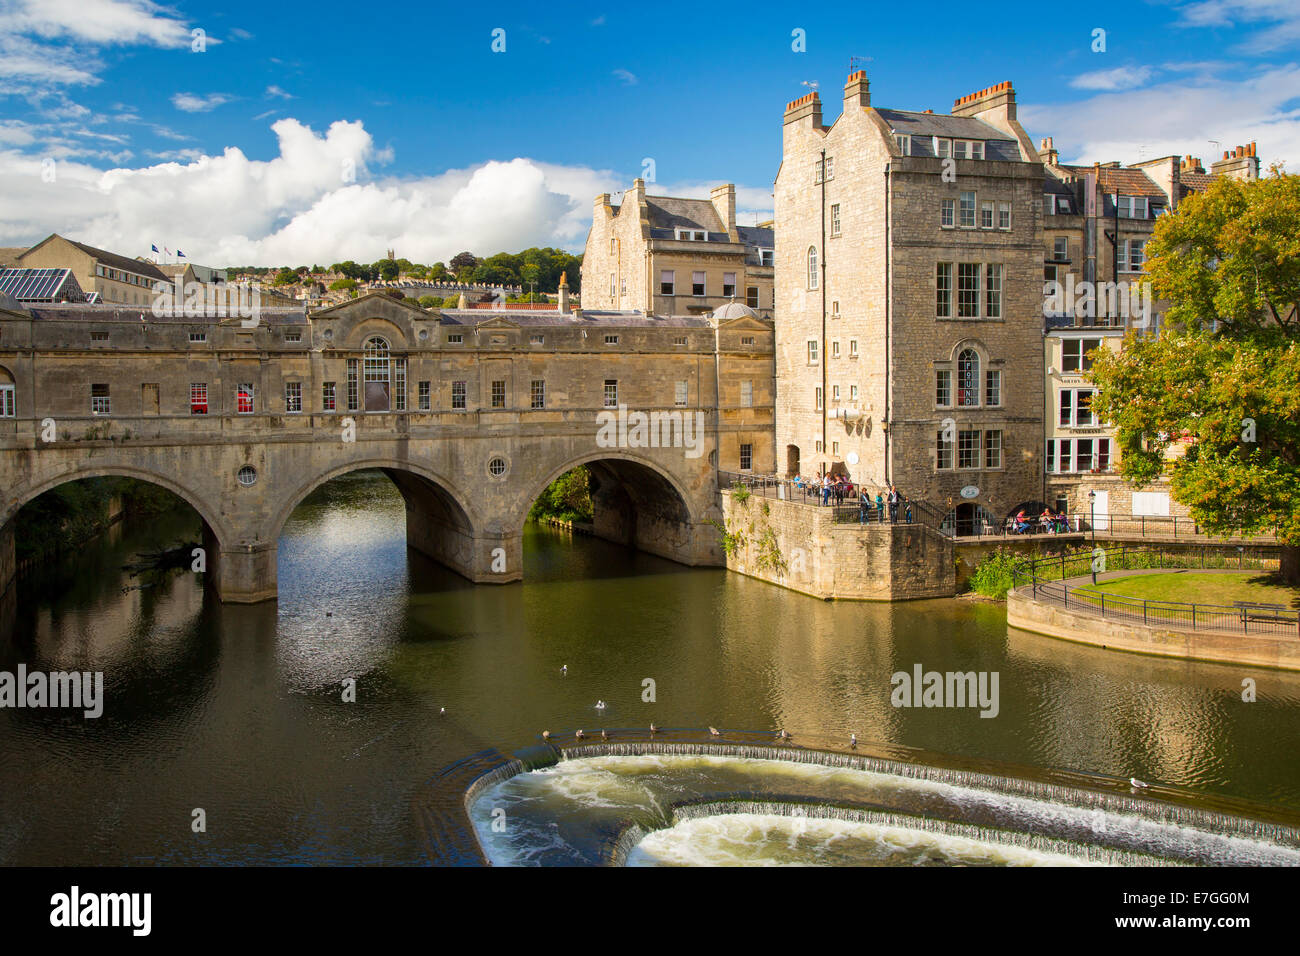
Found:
[719,490,954,600]
[0,292,776,601]
[582,180,774,319]
[775,75,1045,535]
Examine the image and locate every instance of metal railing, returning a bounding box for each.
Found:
[1012,546,1296,637]
[1000,512,1276,541]
[717,471,952,537]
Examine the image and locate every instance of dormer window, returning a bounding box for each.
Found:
[894,133,911,155]
[934,137,952,158]
[758,248,774,266]
[952,140,984,160]
[1116,195,1149,219]
[674,228,706,241]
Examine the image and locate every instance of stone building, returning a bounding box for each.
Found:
[1038,142,1261,523]
[775,75,1046,533]
[582,179,774,319]
[18,234,167,308]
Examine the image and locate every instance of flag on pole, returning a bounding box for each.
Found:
[165,247,171,255]
[177,250,186,258]
[151,244,159,253]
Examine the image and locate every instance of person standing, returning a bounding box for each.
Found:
[888,485,899,523]
[875,492,885,523]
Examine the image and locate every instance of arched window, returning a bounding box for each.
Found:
[363,336,391,411]
[0,365,14,418]
[807,246,818,290]
[957,348,980,406]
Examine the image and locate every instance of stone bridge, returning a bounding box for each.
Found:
[0,293,777,601]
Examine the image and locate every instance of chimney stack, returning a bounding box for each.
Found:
[557,271,570,313]
[843,71,870,109]
[1039,136,1059,165]
[710,183,737,239]
[783,90,823,129]
[1211,141,1260,181]
[951,80,1017,120]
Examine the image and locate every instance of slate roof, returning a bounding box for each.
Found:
[644,197,724,233]
[736,225,774,249]
[23,236,169,282]
[876,108,1009,142]
[27,303,308,325]
[437,309,713,328]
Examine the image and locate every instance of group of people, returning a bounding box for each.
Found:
[1011,508,1071,535]
[786,474,913,524]
[859,483,911,525]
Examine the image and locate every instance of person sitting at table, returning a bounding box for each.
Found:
[1013,509,1031,534]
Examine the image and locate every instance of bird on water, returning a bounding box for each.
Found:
[561,665,568,675]
[1130,777,1149,789]
[850,733,857,748]
[542,730,551,741]
[709,726,721,737]
[601,730,608,740]
[777,729,791,740]
[576,729,586,740]
[649,723,658,734]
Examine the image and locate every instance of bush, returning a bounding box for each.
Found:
[528,466,593,523]
[968,550,1030,599]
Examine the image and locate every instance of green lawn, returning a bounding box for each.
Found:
[1075,571,1298,609]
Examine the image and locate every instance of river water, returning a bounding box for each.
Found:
[2,469,1298,865]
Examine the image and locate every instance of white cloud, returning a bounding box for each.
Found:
[612,68,637,86]
[1176,1,1300,52]
[1069,66,1154,91]
[171,92,233,113]
[1020,63,1300,172]
[265,85,293,100]
[0,0,196,47]
[0,117,623,262]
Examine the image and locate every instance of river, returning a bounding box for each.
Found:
[1,469,1298,865]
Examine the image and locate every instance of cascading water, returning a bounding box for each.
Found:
[462,741,1300,867]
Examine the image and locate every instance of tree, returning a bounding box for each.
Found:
[417,295,439,308]
[1091,168,1300,581]
[449,251,478,276]
[429,262,448,284]
[273,268,296,286]
[328,278,358,292]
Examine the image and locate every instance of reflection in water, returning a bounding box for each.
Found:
[1,469,1299,865]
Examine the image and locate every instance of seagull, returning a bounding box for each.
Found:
[542,730,551,741]
[777,729,791,740]
[1130,777,1149,789]
[649,723,658,734]
[601,730,608,740]
[850,733,857,748]
[596,700,606,710]
[575,729,586,740]
[709,726,721,737]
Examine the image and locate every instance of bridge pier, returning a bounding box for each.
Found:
[208,525,278,603]
[0,518,13,599]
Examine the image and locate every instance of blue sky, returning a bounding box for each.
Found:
[2,0,1298,265]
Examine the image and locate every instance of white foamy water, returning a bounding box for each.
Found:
[626,814,1095,867]
[470,753,1300,867]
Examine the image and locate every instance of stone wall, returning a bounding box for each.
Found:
[1008,588,1300,672]
[718,490,954,600]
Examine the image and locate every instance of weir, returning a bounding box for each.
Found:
[448,734,1300,866]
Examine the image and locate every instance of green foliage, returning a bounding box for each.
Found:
[417,295,439,308]
[1090,169,1300,564]
[968,550,1031,599]
[528,466,593,523]
[14,478,186,561]
[328,278,358,291]
[709,518,745,558]
[272,267,296,286]
[754,526,787,574]
[731,482,751,505]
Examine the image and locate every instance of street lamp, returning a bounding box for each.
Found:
[1088,490,1097,545]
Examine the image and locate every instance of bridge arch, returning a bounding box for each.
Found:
[517,449,715,568]
[269,458,484,585]
[2,464,230,543]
